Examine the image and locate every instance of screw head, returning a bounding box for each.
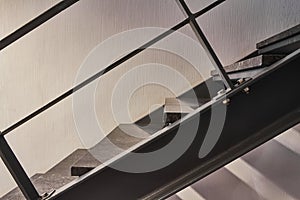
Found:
[223,98,230,105]
[243,87,250,94]
[217,89,225,95]
[237,78,246,84]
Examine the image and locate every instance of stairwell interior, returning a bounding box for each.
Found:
[0,0,300,199]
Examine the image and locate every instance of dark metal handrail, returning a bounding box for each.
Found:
[0,0,79,51]
[0,0,233,199]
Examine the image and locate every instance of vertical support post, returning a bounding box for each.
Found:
[176,0,234,89]
[0,133,40,200]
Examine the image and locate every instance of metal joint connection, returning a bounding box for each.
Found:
[176,0,234,90]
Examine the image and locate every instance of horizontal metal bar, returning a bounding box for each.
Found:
[1,1,227,136]
[0,134,40,199]
[0,0,79,51]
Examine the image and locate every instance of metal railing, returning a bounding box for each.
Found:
[0,0,233,199]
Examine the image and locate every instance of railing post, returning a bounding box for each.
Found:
[176,0,234,90]
[0,132,40,200]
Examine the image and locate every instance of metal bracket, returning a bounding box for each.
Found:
[41,190,56,200]
[213,88,231,101]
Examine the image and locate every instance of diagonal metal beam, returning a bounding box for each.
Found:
[0,0,80,51]
[176,0,234,89]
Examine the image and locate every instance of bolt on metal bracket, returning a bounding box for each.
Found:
[41,190,56,200]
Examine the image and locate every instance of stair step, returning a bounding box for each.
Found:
[258,34,300,55]
[71,152,101,177]
[2,173,76,200]
[225,158,292,200]
[191,168,262,200]
[256,24,300,55]
[177,96,210,109]
[275,128,300,155]
[166,195,182,200]
[211,54,284,77]
[211,54,285,81]
[212,68,266,81]
[236,50,259,63]
[257,24,300,49]
[176,187,206,200]
[1,149,88,199]
[47,149,89,176]
[179,78,225,100]
[163,98,194,125]
[135,106,165,134]
[71,124,148,176]
[242,140,300,199]
[164,98,194,113]
[135,78,223,131]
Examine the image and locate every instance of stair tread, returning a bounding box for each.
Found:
[136,122,164,134]
[166,97,210,109]
[71,124,147,176]
[212,68,266,81]
[166,195,182,200]
[258,34,300,55]
[47,149,89,176]
[211,54,284,76]
[191,168,263,200]
[179,78,224,100]
[2,173,76,200]
[243,140,300,199]
[275,128,300,155]
[135,106,165,133]
[257,24,300,49]
[178,96,212,108]
[164,98,194,114]
[1,149,89,199]
[71,152,101,176]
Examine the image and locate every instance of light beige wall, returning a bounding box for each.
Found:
[192,0,300,65]
[0,0,299,197]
